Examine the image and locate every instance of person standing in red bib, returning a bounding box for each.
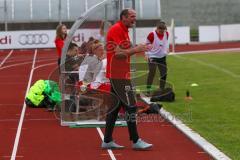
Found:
[55,24,67,66]
[145,21,169,94]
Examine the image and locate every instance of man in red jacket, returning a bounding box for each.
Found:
[102,8,153,150]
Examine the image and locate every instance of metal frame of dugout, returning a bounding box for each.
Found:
[60,0,136,126]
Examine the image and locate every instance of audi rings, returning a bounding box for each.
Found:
[18,34,49,45]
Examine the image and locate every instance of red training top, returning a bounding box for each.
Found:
[106,21,131,79]
[55,37,65,58]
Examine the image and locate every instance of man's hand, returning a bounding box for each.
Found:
[144,55,149,61]
[133,44,152,54]
[146,43,153,51]
[114,43,153,58]
[115,46,128,59]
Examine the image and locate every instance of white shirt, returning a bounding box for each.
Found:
[146,31,169,58]
[90,58,109,89]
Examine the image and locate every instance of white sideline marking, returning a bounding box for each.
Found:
[172,53,240,79]
[96,127,117,160]
[10,49,37,160]
[0,50,13,67]
[170,47,240,55]
[141,96,231,160]
[189,58,239,78]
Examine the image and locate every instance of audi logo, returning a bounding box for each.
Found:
[18,34,49,45]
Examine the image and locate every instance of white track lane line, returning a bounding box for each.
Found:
[10,49,37,160]
[0,50,13,68]
[0,60,55,71]
[96,127,117,160]
[2,57,55,64]
[34,62,56,70]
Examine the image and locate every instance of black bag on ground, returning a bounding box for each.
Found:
[150,88,175,102]
[25,96,56,108]
[25,98,36,108]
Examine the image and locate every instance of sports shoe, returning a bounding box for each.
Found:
[101,141,125,149]
[132,139,153,150]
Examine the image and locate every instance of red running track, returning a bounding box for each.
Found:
[0,49,213,160]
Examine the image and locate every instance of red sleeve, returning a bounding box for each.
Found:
[166,31,169,39]
[147,32,154,44]
[55,38,64,58]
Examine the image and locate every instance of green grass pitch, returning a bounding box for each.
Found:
[133,52,240,159]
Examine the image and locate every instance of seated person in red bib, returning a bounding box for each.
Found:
[78,40,107,90]
[76,40,117,119]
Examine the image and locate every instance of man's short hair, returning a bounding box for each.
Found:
[120,9,129,20]
[157,20,167,30]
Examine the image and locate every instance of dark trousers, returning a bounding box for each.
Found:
[58,58,61,66]
[58,58,61,73]
[147,56,167,90]
[104,79,139,143]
